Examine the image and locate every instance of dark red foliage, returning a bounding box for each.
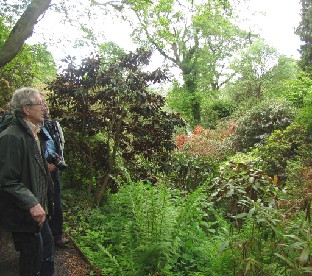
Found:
[47,48,185,195]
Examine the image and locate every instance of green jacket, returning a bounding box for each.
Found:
[0,116,53,232]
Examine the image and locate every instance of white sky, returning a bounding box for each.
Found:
[28,0,302,65]
[238,0,301,59]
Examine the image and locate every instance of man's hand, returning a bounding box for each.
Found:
[30,203,46,225]
[47,163,57,172]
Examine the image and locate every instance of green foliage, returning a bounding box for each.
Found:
[296,87,312,136]
[229,38,279,101]
[131,0,250,124]
[201,99,236,129]
[64,181,237,275]
[283,71,312,108]
[279,162,312,225]
[124,182,174,275]
[97,42,125,69]
[167,151,216,191]
[0,16,56,108]
[295,0,312,73]
[0,43,56,108]
[224,208,312,275]
[172,123,242,193]
[165,81,195,123]
[263,55,299,98]
[208,154,280,223]
[226,40,298,107]
[64,177,312,275]
[224,205,283,275]
[170,123,238,191]
[272,217,312,274]
[254,123,312,182]
[229,99,295,152]
[167,187,233,276]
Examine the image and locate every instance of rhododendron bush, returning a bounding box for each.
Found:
[176,123,237,161]
[170,123,237,190]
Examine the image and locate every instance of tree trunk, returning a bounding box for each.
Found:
[0,0,52,68]
[183,72,201,125]
[94,172,111,207]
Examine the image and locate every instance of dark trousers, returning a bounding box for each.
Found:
[49,169,63,242]
[12,220,54,276]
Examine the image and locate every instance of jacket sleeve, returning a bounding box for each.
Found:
[0,134,39,210]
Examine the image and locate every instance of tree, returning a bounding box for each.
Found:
[296,0,312,73]
[0,0,52,68]
[98,42,125,67]
[48,48,185,206]
[0,43,57,109]
[128,0,249,125]
[264,55,299,98]
[228,38,280,102]
[0,0,160,68]
[0,15,56,108]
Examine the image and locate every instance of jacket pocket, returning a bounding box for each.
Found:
[0,192,38,232]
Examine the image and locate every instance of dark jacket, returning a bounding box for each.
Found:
[0,116,53,232]
[44,117,62,156]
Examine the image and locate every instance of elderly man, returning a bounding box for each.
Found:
[0,87,54,276]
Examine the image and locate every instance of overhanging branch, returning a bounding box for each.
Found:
[0,0,52,68]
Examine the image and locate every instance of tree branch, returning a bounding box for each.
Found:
[133,11,181,68]
[0,0,52,68]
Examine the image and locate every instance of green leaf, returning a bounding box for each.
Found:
[274,253,295,268]
[287,241,305,249]
[234,212,247,219]
[226,188,234,197]
[247,207,255,218]
[285,234,303,242]
[219,240,229,252]
[302,267,312,272]
[298,246,310,265]
[249,176,255,183]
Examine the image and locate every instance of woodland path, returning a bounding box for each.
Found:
[0,228,95,276]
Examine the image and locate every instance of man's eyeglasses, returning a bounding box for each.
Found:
[27,102,46,108]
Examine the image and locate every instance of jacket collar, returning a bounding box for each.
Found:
[15,116,48,175]
[15,116,49,142]
[24,119,41,137]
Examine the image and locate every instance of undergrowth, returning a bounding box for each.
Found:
[63,176,312,275]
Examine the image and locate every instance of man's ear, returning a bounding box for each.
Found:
[23,106,30,116]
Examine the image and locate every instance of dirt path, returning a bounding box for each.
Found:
[0,229,94,276]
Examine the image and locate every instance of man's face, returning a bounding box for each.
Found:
[23,93,46,125]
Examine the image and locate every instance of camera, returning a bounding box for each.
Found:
[46,152,68,171]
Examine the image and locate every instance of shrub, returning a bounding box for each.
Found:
[208,153,280,227]
[176,124,236,159]
[171,124,237,191]
[229,100,295,152]
[201,99,236,129]
[255,123,312,183]
[48,49,185,205]
[283,71,312,108]
[296,90,312,137]
[278,163,312,220]
[65,181,236,275]
[167,151,216,191]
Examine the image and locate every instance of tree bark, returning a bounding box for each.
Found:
[0,0,52,68]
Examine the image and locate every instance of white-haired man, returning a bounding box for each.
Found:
[0,87,54,275]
